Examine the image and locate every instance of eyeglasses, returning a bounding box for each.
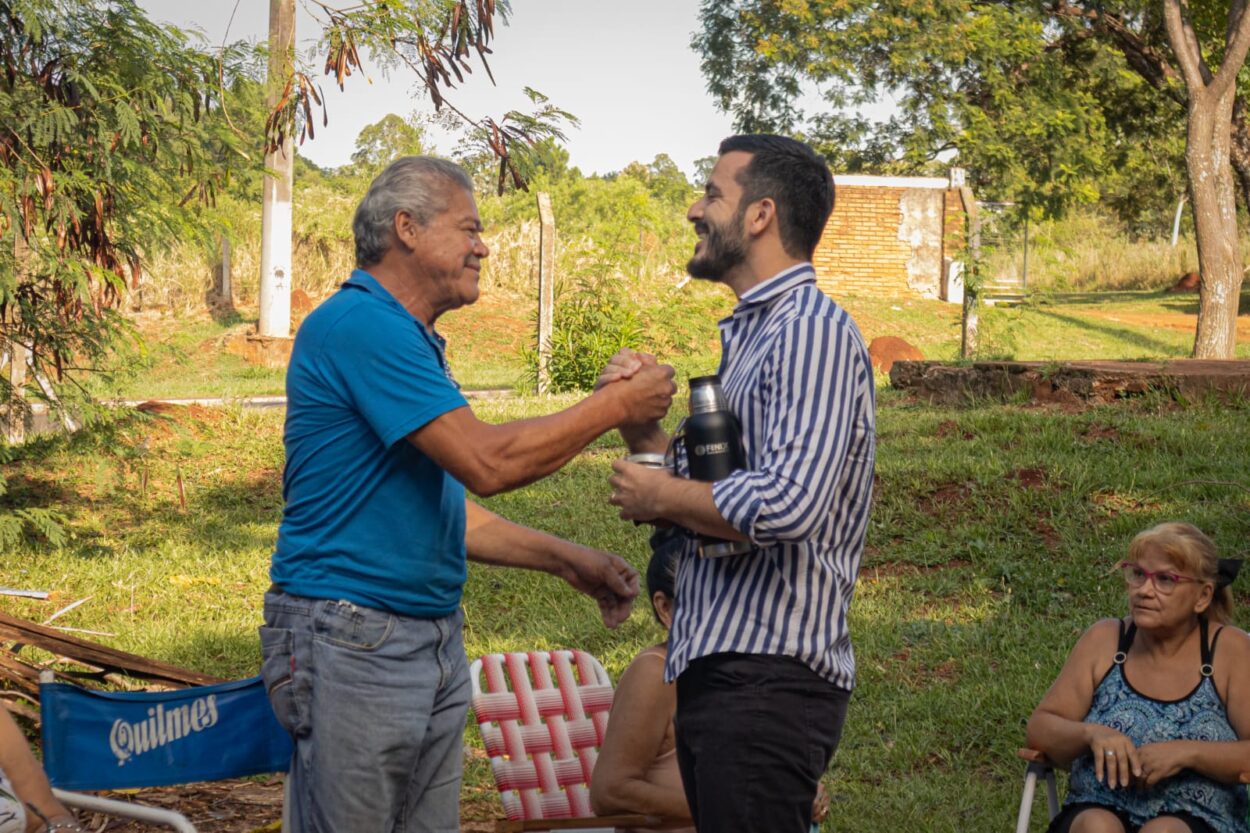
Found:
[1116,561,1201,594]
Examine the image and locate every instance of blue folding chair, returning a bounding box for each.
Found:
[38,671,292,832]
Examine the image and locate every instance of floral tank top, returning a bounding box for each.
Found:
[1065,618,1249,833]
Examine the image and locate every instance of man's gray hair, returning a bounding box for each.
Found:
[353,156,475,268]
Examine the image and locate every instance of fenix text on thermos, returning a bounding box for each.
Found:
[683,375,753,558]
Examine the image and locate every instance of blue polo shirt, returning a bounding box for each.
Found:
[270,269,470,617]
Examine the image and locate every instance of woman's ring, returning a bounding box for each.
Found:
[1105,749,1116,757]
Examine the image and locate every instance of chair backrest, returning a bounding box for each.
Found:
[470,650,615,822]
[39,673,291,791]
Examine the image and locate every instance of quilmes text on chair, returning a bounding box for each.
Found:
[40,674,291,791]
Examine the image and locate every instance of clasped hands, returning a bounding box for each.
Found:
[1088,725,1192,789]
[597,348,678,524]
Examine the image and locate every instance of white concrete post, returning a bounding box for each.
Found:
[258,0,294,338]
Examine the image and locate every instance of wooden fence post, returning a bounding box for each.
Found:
[216,235,233,306]
[536,193,555,394]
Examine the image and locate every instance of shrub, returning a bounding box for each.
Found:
[524,276,646,393]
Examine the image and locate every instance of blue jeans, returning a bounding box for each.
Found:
[260,588,470,833]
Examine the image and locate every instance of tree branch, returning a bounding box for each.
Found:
[1163,0,1209,98]
[1211,0,1250,102]
[1046,3,1184,106]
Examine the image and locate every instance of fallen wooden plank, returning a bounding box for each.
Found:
[0,610,223,688]
[0,647,43,697]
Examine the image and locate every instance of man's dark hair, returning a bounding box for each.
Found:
[718,134,834,259]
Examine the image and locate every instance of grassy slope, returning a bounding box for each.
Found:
[3,390,1248,831]
[96,286,1250,401]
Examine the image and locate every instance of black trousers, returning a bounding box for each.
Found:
[675,653,850,833]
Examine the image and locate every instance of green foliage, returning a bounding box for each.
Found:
[692,1,1194,222]
[526,276,646,392]
[0,0,257,405]
[349,112,430,178]
[0,442,66,548]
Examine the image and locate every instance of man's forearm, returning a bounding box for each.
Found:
[476,387,635,495]
[654,477,748,542]
[619,422,669,455]
[464,500,573,578]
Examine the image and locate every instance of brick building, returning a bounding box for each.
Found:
[812,173,970,301]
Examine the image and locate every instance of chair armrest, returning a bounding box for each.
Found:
[1017,748,1049,764]
[496,815,690,832]
[1018,747,1070,771]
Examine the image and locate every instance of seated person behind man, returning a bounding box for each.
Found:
[591,535,828,832]
[1026,522,1250,833]
[0,708,81,833]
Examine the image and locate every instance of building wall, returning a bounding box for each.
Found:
[812,175,967,300]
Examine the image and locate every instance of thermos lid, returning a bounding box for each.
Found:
[688,374,727,415]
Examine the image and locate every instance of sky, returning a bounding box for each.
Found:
[137,1,737,179]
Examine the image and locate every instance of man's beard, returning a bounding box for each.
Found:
[686,214,747,281]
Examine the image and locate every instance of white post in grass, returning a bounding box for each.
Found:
[536,192,555,394]
[258,0,294,338]
[1171,196,1186,248]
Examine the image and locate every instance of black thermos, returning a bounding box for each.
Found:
[684,375,753,558]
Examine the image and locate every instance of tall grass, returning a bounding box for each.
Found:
[979,208,1250,292]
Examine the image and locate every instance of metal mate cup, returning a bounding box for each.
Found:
[625,452,669,470]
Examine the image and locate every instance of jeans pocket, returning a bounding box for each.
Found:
[259,626,310,738]
[312,600,395,650]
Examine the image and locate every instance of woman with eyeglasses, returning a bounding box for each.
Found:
[1026,522,1250,833]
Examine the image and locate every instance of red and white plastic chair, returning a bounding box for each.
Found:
[469,649,684,833]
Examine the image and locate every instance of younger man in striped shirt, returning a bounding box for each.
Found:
[602,134,876,833]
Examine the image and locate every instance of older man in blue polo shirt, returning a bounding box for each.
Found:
[260,156,676,833]
[602,135,876,833]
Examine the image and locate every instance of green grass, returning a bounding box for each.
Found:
[96,284,1249,403]
[3,390,1248,831]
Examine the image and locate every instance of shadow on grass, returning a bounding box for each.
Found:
[1028,309,1184,355]
[1042,290,1171,305]
[161,628,265,679]
[1156,290,1250,317]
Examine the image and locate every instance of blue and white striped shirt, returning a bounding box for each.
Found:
[665,264,876,691]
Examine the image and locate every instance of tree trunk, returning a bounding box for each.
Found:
[1165,0,1250,359]
[258,0,294,339]
[1185,86,1243,359]
[1229,95,1250,213]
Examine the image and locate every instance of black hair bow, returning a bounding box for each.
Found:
[1216,558,1243,589]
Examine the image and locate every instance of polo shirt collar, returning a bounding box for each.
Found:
[732,263,816,314]
[345,268,448,349]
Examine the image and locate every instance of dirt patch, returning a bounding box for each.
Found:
[934,420,973,440]
[1081,423,1121,442]
[1006,468,1049,490]
[1033,519,1062,551]
[440,294,532,360]
[91,778,508,832]
[87,779,282,833]
[923,481,973,513]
